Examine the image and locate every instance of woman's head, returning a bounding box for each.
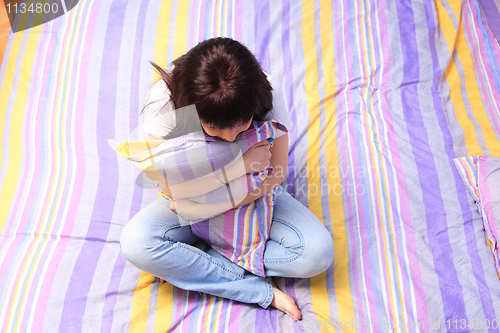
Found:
[149,38,273,140]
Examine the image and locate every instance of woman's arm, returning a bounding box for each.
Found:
[148,133,268,200]
[163,158,246,199]
[232,132,288,207]
[171,133,288,220]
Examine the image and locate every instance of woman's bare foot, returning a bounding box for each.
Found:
[269,278,302,320]
[156,277,301,320]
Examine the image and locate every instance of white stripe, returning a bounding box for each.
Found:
[196,0,202,43]
[231,0,235,38]
[60,0,68,14]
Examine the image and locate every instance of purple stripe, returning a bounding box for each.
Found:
[99,1,148,331]
[173,136,198,181]
[281,0,298,195]
[197,0,206,43]
[188,0,196,49]
[206,137,216,174]
[253,0,270,72]
[222,211,235,258]
[58,1,126,331]
[191,220,210,242]
[234,0,242,40]
[396,0,468,323]
[283,278,300,329]
[478,0,500,43]
[254,305,277,331]
[228,303,241,332]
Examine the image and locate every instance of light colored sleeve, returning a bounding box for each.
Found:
[142,80,176,138]
[262,72,293,138]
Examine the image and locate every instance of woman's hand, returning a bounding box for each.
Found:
[231,133,289,208]
[169,198,215,221]
[243,140,272,174]
[169,195,245,221]
[169,199,177,212]
[169,199,202,220]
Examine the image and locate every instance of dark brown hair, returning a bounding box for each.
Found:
[142,37,273,139]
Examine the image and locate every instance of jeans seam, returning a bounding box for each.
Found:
[159,231,245,279]
[159,224,184,242]
[262,218,305,264]
[179,243,245,279]
[258,277,274,308]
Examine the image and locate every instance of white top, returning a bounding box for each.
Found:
[142,72,292,139]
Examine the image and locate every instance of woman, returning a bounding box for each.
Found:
[120,37,334,320]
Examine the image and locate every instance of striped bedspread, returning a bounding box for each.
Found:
[1,0,500,332]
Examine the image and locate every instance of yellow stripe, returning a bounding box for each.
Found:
[435,0,461,56]
[223,0,227,37]
[129,272,155,332]
[319,0,357,329]
[436,1,500,156]
[435,2,481,154]
[153,282,175,333]
[242,202,253,271]
[301,1,343,331]
[113,140,163,158]
[0,29,33,232]
[1,25,43,330]
[249,196,261,270]
[150,1,176,331]
[203,296,214,332]
[213,298,221,332]
[216,0,220,36]
[463,159,480,198]
[444,60,483,156]
[153,0,171,78]
[173,1,190,60]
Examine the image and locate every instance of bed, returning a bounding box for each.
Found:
[1,0,500,332]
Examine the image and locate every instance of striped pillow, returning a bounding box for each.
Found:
[455,156,500,279]
[110,120,287,276]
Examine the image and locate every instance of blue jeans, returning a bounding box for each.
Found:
[120,185,334,308]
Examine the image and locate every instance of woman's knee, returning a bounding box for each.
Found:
[297,228,334,278]
[120,219,152,267]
